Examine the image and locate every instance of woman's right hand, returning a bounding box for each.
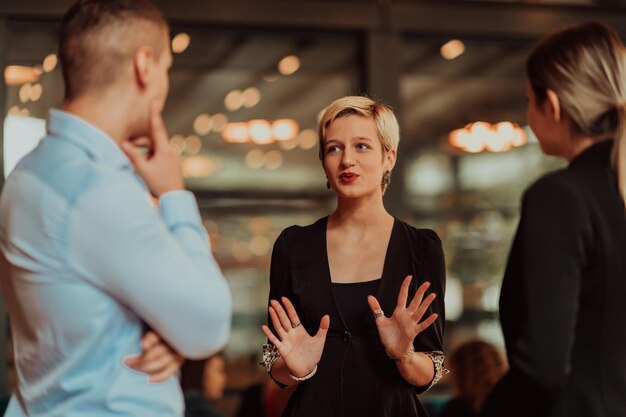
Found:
[262,297,330,378]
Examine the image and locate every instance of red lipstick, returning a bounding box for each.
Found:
[339,172,359,183]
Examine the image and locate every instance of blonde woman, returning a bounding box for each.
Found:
[261,96,446,417]
[482,23,626,417]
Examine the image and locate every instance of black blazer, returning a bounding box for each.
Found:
[482,140,626,417]
[268,217,446,417]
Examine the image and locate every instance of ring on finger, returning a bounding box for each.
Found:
[291,322,301,329]
[374,311,384,319]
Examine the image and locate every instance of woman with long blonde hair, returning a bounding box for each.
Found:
[482,22,626,417]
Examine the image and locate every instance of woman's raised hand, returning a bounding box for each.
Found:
[367,275,438,359]
[262,297,330,378]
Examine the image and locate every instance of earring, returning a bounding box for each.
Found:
[326,180,331,190]
[383,170,391,186]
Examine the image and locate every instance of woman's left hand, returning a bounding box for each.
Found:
[124,331,185,383]
[368,275,438,359]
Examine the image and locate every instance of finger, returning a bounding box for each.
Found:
[314,315,330,341]
[141,331,160,351]
[123,355,140,367]
[408,281,431,313]
[262,325,282,348]
[149,101,169,151]
[139,344,169,363]
[281,297,301,326]
[268,307,287,338]
[129,136,154,153]
[412,293,437,322]
[396,275,412,309]
[415,313,438,334]
[126,332,163,367]
[148,361,181,383]
[270,299,293,331]
[134,352,174,374]
[367,295,384,320]
[120,141,145,169]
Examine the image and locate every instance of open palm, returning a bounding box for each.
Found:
[368,275,438,359]
[262,297,330,378]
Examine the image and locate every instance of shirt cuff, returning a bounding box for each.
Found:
[420,351,448,394]
[261,343,288,389]
[158,190,202,229]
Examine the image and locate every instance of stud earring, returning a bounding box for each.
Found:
[326,180,331,190]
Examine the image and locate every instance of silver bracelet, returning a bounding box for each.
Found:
[289,365,318,381]
[386,346,415,362]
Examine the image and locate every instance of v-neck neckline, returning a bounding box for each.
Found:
[322,216,398,331]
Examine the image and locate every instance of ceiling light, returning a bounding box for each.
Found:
[172,33,190,54]
[278,55,300,75]
[42,54,58,73]
[441,40,465,60]
[272,119,299,141]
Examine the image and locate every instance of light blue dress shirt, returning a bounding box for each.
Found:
[0,110,232,416]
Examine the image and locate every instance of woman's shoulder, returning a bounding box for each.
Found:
[275,216,328,246]
[527,168,578,195]
[395,218,442,250]
[522,168,586,211]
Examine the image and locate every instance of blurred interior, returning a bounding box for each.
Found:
[1,0,625,415]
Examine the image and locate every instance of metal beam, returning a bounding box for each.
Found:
[0,0,380,30]
[391,1,626,39]
[2,1,626,38]
[361,3,410,219]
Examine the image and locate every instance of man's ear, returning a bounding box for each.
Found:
[134,46,154,88]
[546,88,562,123]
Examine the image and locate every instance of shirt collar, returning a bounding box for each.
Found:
[47,109,131,169]
[569,139,613,168]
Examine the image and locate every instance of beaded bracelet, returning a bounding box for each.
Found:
[289,365,318,381]
[386,346,415,362]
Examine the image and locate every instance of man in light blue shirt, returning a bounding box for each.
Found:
[0,1,231,415]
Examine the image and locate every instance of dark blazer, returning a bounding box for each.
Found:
[482,140,626,417]
[268,216,446,417]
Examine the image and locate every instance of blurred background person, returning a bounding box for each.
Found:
[482,22,626,417]
[439,340,507,417]
[182,353,227,417]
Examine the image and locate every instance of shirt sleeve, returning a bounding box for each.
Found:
[412,230,447,394]
[66,173,231,359]
[481,176,592,417]
[263,228,298,388]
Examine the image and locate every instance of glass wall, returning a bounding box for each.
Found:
[399,35,565,353]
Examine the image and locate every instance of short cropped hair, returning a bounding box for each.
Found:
[59,0,168,100]
[318,96,400,161]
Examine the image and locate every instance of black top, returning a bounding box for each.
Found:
[481,141,626,417]
[268,217,446,417]
[332,279,381,328]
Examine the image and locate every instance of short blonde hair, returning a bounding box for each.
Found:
[318,96,400,161]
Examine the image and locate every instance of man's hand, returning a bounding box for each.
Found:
[124,331,185,383]
[121,101,185,197]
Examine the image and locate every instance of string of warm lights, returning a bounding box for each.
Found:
[222,119,299,145]
[165,32,306,178]
[449,121,527,153]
